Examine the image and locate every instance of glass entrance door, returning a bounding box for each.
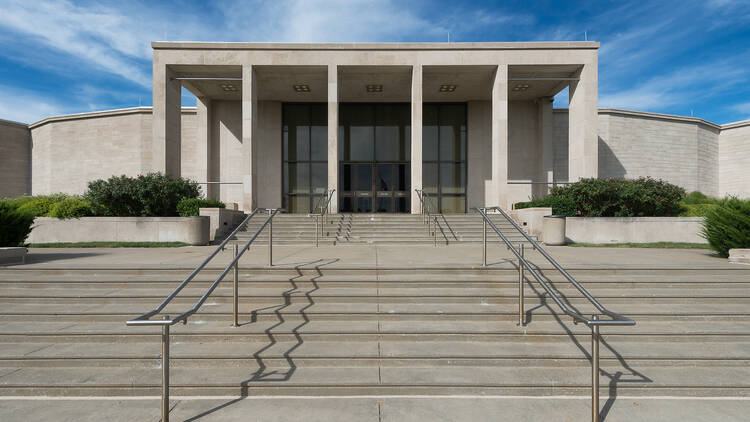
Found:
[339,103,411,213]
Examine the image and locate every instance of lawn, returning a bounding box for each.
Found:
[29,242,190,248]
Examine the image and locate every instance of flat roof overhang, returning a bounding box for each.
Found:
[152,41,600,51]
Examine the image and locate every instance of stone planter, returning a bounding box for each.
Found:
[729,249,750,265]
[543,215,567,245]
[0,247,27,265]
[28,217,210,246]
[565,217,706,244]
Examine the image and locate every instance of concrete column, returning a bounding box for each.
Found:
[568,62,599,181]
[152,64,181,176]
[537,96,554,197]
[490,65,509,208]
[327,64,339,213]
[410,64,423,214]
[196,97,217,200]
[241,65,258,211]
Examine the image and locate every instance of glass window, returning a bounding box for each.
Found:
[422,103,467,213]
[355,165,372,191]
[282,104,328,213]
[377,165,392,191]
[423,104,439,161]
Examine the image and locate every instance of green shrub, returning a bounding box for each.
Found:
[16,198,57,217]
[0,202,34,247]
[513,177,685,217]
[514,196,577,216]
[683,191,720,205]
[176,198,225,217]
[48,198,94,219]
[85,173,201,217]
[679,203,717,217]
[702,198,750,257]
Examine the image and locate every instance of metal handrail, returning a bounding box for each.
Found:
[126,207,282,422]
[475,206,634,422]
[476,206,634,327]
[415,189,442,246]
[308,189,335,246]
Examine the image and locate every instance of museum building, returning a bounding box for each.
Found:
[1,42,749,211]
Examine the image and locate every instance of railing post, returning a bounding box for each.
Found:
[232,243,239,327]
[161,315,170,422]
[267,209,273,267]
[315,216,319,247]
[591,315,600,422]
[482,212,487,267]
[433,216,437,247]
[519,243,525,326]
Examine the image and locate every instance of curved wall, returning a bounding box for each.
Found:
[0,119,31,197]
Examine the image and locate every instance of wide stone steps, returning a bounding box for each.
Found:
[232,213,530,244]
[1,265,749,399]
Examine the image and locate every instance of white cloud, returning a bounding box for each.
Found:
[0,85,65,124]
[729,101,750,117]
[599,58,749,110]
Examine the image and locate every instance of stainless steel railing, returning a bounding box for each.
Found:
[126,207,282,422]
[308,189,335,247]
[475,206,635,422]
[415,189,442,246]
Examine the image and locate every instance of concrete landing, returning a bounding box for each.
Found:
[1,396,748,421]
[9,244,735,270]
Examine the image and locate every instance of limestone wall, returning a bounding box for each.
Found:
[719,121,750,198]
[29,108,197,195]
[0,119,31,197]
[554,109,727,197]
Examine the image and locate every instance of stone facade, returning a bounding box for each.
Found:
[2,106,747,204]
[27,108,197,195]
[0,119,31,197]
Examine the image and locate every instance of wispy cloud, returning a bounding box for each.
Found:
[599,57,750,110]
[729,101,750,119]
[0,85,65,123]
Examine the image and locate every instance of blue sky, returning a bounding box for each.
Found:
[0,0,749,124]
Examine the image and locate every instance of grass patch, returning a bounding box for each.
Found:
[29,242,190,248]
[568,242,711,249]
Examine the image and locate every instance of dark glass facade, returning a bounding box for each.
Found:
[338,104,411,213]
[282,104,328,213]
[282,102,466,213]
[422,104,467,213]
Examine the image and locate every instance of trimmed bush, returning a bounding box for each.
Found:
[683,191,720,205]
[16,198,57,217]
[85,173,201,217]
[679,203,717,217]
[514,196,577,216]
[0,202,34,247]
[177,198,225,217]
[48,198,94,219]
[702,198,750,257]
[513,177,685,217]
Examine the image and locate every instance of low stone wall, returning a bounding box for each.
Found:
[565,217,706,244]
[28,217,210,245]
[729,249,750,265]
[508,207,552,239]
[199,207,246,241]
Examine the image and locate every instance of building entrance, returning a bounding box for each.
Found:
[338,103,411,213]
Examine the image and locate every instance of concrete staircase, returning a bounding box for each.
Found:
[0,264,749,399]
[235,213,536,245]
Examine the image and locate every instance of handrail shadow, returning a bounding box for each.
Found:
[184,258,339,420]
[521,260,652,421]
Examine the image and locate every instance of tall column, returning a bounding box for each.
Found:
[410,64,423,214]
[537,96,554,197]
[491,65,509,207]
[327,65,339,213]
[241,65,258,211]
[152,64,181,176]
[568,62,599,181]
[196,97,216,200]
